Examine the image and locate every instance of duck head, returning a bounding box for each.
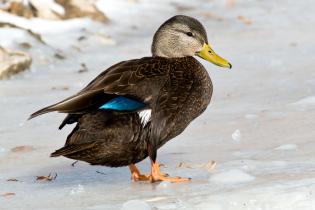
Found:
[151,15,232,69]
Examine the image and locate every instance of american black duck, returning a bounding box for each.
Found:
[29,15,231,182]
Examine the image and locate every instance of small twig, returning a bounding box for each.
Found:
[0,22,47,45]
[71,160,79,167]
[96,171,107,175]
[159,163,167,168]
[7,178,19,182]
[36,172,57,181]
[1,192,15,197]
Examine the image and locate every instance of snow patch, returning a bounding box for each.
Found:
[70,184,85,195]
[271,160,288,167]
[157,181,172,188]
[209,169,255,184]
[0,147,6,157]
[244,114,258,119]
[0,147,5,153]
[45,0,65,15]
[156,199,186,209]
[196,202,223,210]
[146,197,167,202]
[122,200,151,210]
[87,204,119,210]
[291,96,315,106]
[231,129,241,143]
[275,144,298,151]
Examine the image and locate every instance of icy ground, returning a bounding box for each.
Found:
[1,0,315,209]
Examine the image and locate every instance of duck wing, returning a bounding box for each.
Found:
[29,57,170,119]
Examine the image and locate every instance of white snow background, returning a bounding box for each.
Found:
[1,0,315,209]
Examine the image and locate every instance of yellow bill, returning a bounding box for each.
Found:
[196,43,232,69]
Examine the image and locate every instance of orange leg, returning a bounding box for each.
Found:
[129,164,150,181]
[149,160,191,183]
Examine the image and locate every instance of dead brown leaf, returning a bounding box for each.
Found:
[7,178,19,182]
[170,2,195,12]
[51,86,69,91]
[19,42,32,49]
[2,1,36,18]
[1,192,15,197]
[2,0,108,22]
[237,16,253,25]
[71,45,82,52]
[56,0,108,23]
[177,162,193,168]
[225,0,236,7]
[36,173,57,182]
[200,12,224,21]
[177,161,216,172]
[11,145,34,153]
[202,160,217,172]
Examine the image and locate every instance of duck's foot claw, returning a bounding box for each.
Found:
[157,171,169,177]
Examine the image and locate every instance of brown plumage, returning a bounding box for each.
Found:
[48,57,212,167]
[29,15,231,182]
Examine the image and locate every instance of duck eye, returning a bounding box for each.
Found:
[186,32,193,37]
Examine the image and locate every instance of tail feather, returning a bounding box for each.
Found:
[28,89,105,120]
[50,146,75,157]
[50,142,96,157]
[28,105,56,120]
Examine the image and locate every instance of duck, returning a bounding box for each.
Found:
[29,15,231,183]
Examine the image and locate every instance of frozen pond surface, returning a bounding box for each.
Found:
[1,0,315,209]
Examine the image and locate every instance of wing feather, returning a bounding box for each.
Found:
[29,57,170,119]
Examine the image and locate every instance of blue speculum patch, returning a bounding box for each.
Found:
[99,96,145,111]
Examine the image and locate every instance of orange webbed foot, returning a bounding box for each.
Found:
[129,161,191,183]
[149,161,191,183]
